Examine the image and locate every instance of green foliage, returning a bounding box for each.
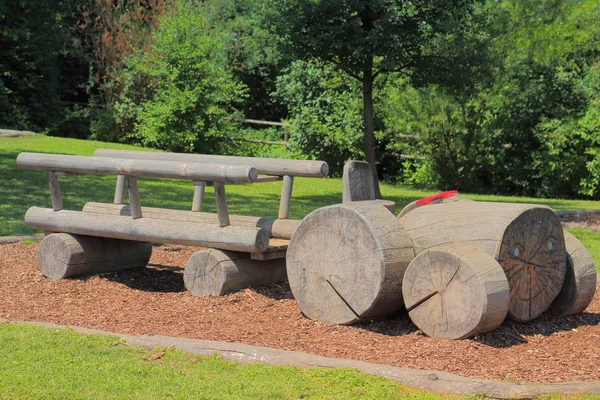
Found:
[533,61,600,197]
[0,323,447,399]
[388,0,600,197]
[264,0,478,195]
[118,1,246,153]
[265,0,474,80]
[275,60,363,174]
[0,0,91,135]
[205,0,290,121]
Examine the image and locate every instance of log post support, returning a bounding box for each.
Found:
[47,171,63,211]
[114,175,127,205]
[184,249,287,296]
[38,233,153,279]
[278,175,294,219]
[126,176,142,219]
[213,182,230,227]
[192,181,207,212]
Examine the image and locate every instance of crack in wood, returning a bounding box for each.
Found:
[406,291,439,313]
[325,279,360,320]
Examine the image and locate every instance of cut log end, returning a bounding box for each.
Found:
[184,249,286,296]
[286,203,414,325]
[38,233,152,279]
[498,208,567,322]
[549,231,597,316]
[402,244,510,340]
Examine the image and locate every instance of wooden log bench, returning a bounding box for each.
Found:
[17,151,328,296]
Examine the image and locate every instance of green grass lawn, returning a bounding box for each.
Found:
[0,323,450,400]
[2,134,599,270]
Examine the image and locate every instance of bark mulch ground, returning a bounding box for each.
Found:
[1,242,599,384]
[558,211,600,227]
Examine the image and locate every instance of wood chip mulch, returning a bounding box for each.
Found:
[1,242,599,384]
[558,211,600,227]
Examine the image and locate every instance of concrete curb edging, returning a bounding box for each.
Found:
[1,318,599,399]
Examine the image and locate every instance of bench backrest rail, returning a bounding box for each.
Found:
[95,149,328,220]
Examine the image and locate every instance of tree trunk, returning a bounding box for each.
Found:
[362,60,382,199]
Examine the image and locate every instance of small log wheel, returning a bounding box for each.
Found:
[402,244,510,339]
[286,203,414,325]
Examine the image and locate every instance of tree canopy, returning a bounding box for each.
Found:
[2,0,600,199]
[263,0,476,196]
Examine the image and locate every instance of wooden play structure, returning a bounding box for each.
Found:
[18,153,596,339]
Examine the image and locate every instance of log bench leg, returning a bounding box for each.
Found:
[184,249,287,296]
[38,233,153,279]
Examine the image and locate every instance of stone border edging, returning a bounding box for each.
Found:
[0,235,44,245]
[0,129,37,138]
[1,318,599,399]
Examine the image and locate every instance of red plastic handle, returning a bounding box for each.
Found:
[415,190,458,206]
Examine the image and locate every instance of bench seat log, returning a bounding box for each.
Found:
[82,202,300,240]
[184,249,287,296]
[26,207,269,253]
[38,233,152,279]
[17,153,258,184]
[94,149,329,178]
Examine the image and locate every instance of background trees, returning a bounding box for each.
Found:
[2,0,600,199]
[0,0,91,136]
[263,0,476,196]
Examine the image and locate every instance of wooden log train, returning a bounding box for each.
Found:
[17,152,597,339]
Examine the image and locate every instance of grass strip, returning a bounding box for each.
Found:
[0,323,449,400]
